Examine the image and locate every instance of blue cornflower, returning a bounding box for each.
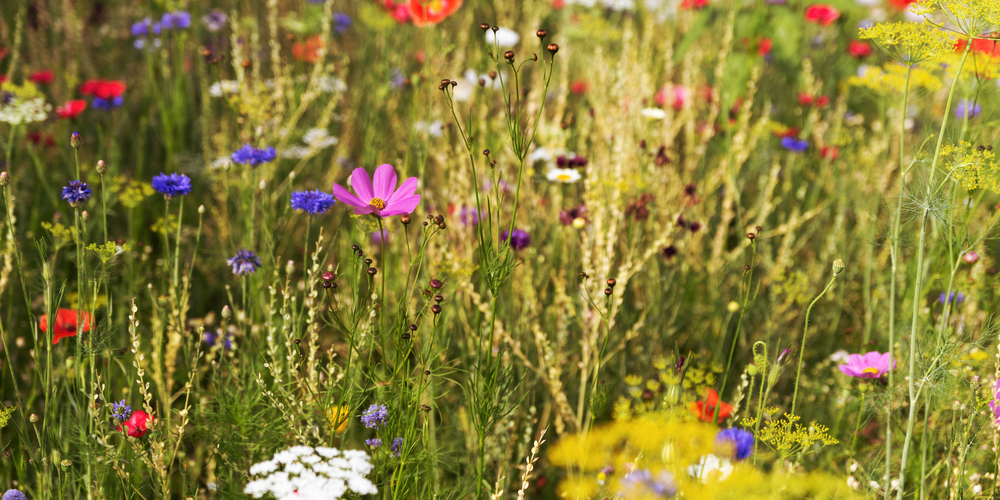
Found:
[255,146,277,164]
[716,428,754,460]
[62,180,92,207]
[390,68,405,89]
[131,18,151,37]
[361,404,388,429]
[202,329,234,350]
[955,99,981,120]
[501,229,531,250]
[227,249,262,276]
[290,190,336,215]
[2,489,27,500]
[390,437,404,457]
[780,136,809,152]
[93,96,124,110]
[161,11,192,30]
[110,399,133,422]
[231,144,277,166]
[365,438,382,449]
[620,469,677,497]
[151,172,192,197]
[334,12,352,33]
[939,291,965,304]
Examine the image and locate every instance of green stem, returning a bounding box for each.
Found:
[851,389,866,455]
[791,264,840,416]
[173,199,183,285]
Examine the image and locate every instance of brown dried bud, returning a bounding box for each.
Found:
[503,50,515,62]
[755,225,762,232]
[607,278,616,287]
[746,232,756,240]
[491,26,499,32]
[536,29,547,38]
[547,43,559,55]
[480,23,490,31]
[431,304,442,314]
[367,267,377,276]
[434,294,444,303]
[532,53,538,61]
[604,288,613,296]
[401,215,411,225]
[483,149,491,156]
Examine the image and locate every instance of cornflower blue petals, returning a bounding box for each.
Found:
[334,13,352,33]
[93,96,124,110]
[390,437,404,457]
[716,428,755,460]
[365,438,382,448]
[228,249,262,275]
[955,99,981,120]
[131,18,152,37]
[231,144,278,166]
[780,136,809,152]
[62,180,92,207]
[361,404,388,429]
[110,399,133,422]
[2,490,27,500]
[290,190,336,215]
[161,11,192,30]
[501,229,531,250]
[151,172,192,197]
[203,329,234,350]
[620,468,677,497]
[939,291,964,304]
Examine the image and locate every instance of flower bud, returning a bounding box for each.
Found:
[434,294,444,302]
[746,232,756,240]
[504,50,515,62]
[536,29,547,38]
[322,271,335,281]
[483,149,491,156]
[431,304,442,314]
[727,301,739,313]
[480,23,490,31]
[367,267,377,276]
[604,288,612,296]
[833,259,845,276]
[71,131,81,149]
[547,43,559,55]
[30,413,39,423]
[221,305,232,320]
[259,179,267,190]
[747,363,758,376]
[81,210,89,221]
[285,260,295,274]
[96,160,108,174]
[491,26,499,32]
[964,251,979,264]
[0,171,8,187]
[401,215,411,225]
[198,205,205,214]
[606,278,616,287]
[429,279,443,289]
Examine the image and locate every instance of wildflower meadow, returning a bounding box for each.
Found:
[2,0,1000,498]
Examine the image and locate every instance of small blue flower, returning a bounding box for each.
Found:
[131,18,151,37]
[390,437,404,457]
[501,229,531,250]
[227,249,262,276]
[62,180,92,207]
[716,428,755,460]
[202,329,234,350]
[939,291,965,304]
[92,96,124,110]
[780,136,809,152]
[2,489,27,500]
[955,99,981,120]
[255,146,277,164]
[334,12,352,33]
[361,404,388,429]
[390,68,405,89]
[290,190,336,215]
[151,172,192,197]
[110,399,133,423]
[161,11,191,30]
[365,438,382,448]
[231,144,277,166]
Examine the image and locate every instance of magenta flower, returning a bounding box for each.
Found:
[333,164,420,217]
[988,379,1000,425]
[837,351,896,379]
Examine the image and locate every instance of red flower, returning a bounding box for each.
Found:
[954,36,1000,59]
[0,75,6,84]
[80,79,127,99]
[804,4,840,26]
[552,0,566,8]
[798,92,814,106]
[690,388,733,422]
[756,37,773,56]
[888,0,916,9]
[56,100,87,119]
[815,95,830,107]
[118,410,155,438]
[821,145,839,160]
[292,35,324,63]
[39,309,92,345]
[774,126,799,138]
[408,0,462,26]
[681,0,709,9]
[28,70,54,85]
[570,80,588,95]
[798,93,829,107]
[847,40,872,58]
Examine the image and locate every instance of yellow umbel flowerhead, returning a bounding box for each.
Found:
[941,142,998,192]
[859,22,954,65]
[911,0,1000,39]
[847,63,943,94]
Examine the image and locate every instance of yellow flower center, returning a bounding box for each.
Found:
[370,197,386,210]
[557,174,573,182]
[862,367,879,375]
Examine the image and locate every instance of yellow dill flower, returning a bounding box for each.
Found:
[556,476,599,499]
[911,0,1000,39]
[859,22,954,64]
[847,63,943,94]
[742,409,838,461]
[941,142,998,192]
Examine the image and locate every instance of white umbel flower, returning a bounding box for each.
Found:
[208,80,240,97]
[0,97,51,125]
[245,446,377,500]
[640,107,667,121]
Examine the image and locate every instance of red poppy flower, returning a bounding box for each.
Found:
[821,145,839,160]
[408,0,462,26]
[681,0,709,9]
[28,70,54,85]
[798,92,814,106]
[570,80,588,95]
[804,4,840,26]
[954,37,1000,59]
[56,100,87,119]
[80,79,127,99]
[690,388,733,422]
[847,40,872,58]
[552,0,566,8]
[118,410,155,438]
[0,75,6,84]
[815,95,830,107]
[292,35,324,63]
[756,37,773,56]
[888,0,916,9]
[39,309,92,345]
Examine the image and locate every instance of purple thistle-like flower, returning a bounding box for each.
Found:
[361,404,388,429]
[151,172,192,197]
[62,180,92,207]
[227,248,262,275]
[780,136,809,152]
[161,11,191,30]
[716,428,754,460]
[2,490,27,500]
[390,437,404,457]
[955,99,981,120]
[110,399,133,423]
[365,438,383,448]
[837,351,896,379]
[290,189,336,215]
[202,10,228,32]
[501,229,531,250]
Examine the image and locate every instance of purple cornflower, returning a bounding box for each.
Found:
[365,438,383,448]
[939,291,965,304]
[92,96,124,110]
[780,136,809,152]
[988,379,1000,425]
[161,11,192,30]
[227,248,262,275]
[62,180,92,207]
[390,437,404,457]
[290,189,336,215]
[231,144,277,166]
[2,490,27,500]
[361,404,388,429]
[458,206,484,226]
[334,12,352,33]
[501,229,531,250]
[390,68,405,89]
[203,10,228,32]
[716,428,754,460]
[131,18,155,37]
[151,172,192,197]
[110,399,133,422]
[955,99,981,120]
[202,329,233,350]
[620,469,677,497]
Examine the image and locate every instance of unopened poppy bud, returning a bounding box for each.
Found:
[431,304,442,314]
[504,50,515,62]
[747,363,758,376]
[964,251,979,264]
[221,305,231,320]
[547,43,559,55]
[0,172,8,187]
[429,279,443,289]
[833,259,845,276]
[480,23,490,31]
[71,131,81,149]
[606,278,616,287]
[96,160,108,174]
[367,267,377,276]
[536,29,547,38]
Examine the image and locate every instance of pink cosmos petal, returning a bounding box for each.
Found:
[381,194,421,216]
[386,177,419,205]
[372,164,398,201]
[838,364,862,377]
[333,183,367,210]
[350,167,375,202]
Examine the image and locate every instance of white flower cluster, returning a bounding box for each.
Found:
[245,445,377,500]
[0,97,51,125]
[208,80,240,98]
[281,128,339,159]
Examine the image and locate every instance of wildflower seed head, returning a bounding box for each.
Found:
[96,160,108,174]
[483,149,491,157]
[547,43,559,54]
[364,259,373,265]
[604,288,612,296]
[747,232,756,240]
[351,244,360,252]
[503,50,515,62]
[536,29,547,38]
[71,131,81,149]
[0,171,8,187]
[833,259,845,276]
[409,324,417,331]
[488,70,497,79]
[434,294,444,302]
[491,25,499,32]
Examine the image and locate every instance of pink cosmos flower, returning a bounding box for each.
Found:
[333,164,421,217]
[988,379,1000,425]
[837,351,896,379]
